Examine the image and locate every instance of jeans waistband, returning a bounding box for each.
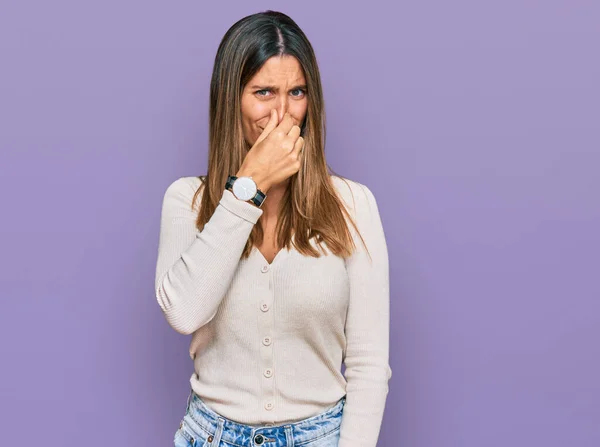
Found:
[183,391,346,447]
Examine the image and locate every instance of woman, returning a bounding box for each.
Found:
[155,10,392,447]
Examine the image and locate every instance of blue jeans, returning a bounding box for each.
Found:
[174,390,346,447]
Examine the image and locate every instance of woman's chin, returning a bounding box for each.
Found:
[244,133,262,149]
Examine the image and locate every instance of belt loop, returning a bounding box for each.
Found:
[284,425,294,447]
[211,417,225,446]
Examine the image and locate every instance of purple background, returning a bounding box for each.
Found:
[1,1,599,446]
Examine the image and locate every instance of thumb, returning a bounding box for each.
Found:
[254,109,278,146]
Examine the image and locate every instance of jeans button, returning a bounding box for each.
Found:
[254,433,265,445]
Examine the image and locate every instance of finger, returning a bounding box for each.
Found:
[292,136,305,156]
[287,124,301,140]
[255,109,278,146]
[276,112,294,135]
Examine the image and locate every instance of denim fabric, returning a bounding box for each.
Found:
[174,390,346,447]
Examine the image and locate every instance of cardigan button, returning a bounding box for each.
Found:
[261,264,270,273]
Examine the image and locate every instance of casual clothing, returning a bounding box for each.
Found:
[155,175,392,447]
[175,389,345,447]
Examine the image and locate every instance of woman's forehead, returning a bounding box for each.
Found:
[250,56,305,82]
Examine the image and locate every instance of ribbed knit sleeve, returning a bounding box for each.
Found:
[155,177,263,335]
[338,183,392,447]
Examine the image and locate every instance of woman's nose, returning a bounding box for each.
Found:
[276,98,289,122]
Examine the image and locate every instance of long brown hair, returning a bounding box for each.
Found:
[193,10,368,260]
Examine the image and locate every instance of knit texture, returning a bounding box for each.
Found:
[155,175,392,447]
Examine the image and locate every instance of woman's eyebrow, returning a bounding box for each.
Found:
[250,84,307,90]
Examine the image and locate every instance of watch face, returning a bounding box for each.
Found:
[232,176,257,201]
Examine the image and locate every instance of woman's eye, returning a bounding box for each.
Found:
[255,89,270,97]
[291,89,306,97]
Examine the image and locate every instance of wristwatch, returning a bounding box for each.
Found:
[225,175,267,208]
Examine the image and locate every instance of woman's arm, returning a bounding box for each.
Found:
[339,182,393,447]
[154,177,263,335]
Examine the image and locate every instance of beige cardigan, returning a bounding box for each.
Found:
[155,175,392,447]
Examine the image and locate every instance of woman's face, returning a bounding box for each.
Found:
[240,55,308,147]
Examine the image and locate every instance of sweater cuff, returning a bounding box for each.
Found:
[219,189,264,224]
